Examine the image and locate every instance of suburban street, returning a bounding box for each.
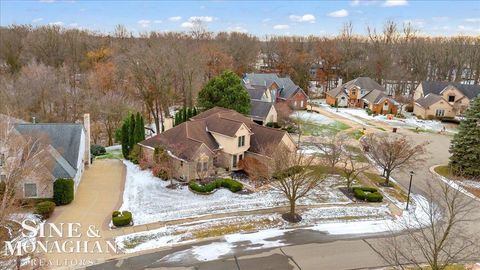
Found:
[85,110,480,270]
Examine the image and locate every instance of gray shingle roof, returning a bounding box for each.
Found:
[328,77,386,97]
[415,93,448,108]
[250,100,273,120]
[362,89,389,104]
[243,73,305,99]
[420,81,480,100]
[15,124,84,178]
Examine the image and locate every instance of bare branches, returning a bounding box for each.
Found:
[377,179,480,270]
[362,133,428,185]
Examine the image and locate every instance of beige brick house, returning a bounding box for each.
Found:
[413,81,480,119]
[139,107,296,181]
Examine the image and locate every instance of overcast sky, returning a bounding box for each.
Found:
[1,0,479,37]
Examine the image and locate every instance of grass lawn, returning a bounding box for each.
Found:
[434,165,452,178]
[298,119,351,136]
[95,149,124,160]
[363,172,408,202]
[347,129,364,140]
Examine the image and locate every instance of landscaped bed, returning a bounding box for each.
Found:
[120,160,351,225]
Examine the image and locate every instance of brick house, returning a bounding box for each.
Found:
[242,73,309,110]
[326,77,398,114]
[138,107,297,181]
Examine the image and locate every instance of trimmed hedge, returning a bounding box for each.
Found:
[352,186,383,202]
[53,178,74,206]
[189,178,243,193]
[90,144,106,156]
[35,201,56,219]
[112,211,133,227]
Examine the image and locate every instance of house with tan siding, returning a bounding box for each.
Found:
[139,107,296,181]
[413,81,480,119]
[326,77,398,114]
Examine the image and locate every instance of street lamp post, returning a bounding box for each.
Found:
[406,171,414,211]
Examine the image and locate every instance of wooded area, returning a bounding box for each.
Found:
[1,21,479,145]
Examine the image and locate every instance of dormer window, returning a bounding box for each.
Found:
[238,136,245,147]
[448,95,455,102]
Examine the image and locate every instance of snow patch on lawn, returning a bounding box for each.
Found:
[120,161,349,225]
[292,111,336,125]
[225,228,290,250]
[436,175,480,202]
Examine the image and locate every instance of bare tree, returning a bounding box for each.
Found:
[340,150,371,189]
[315,132,348,170]
[362,133,428,185]
[374,180,479,270]
[268,145,325,222]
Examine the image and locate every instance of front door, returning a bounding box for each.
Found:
[232,155,237,168]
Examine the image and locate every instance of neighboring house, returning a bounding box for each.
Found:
[413,81,480,119]
[242,73,309,110]
[326,77,398,114]
[250,100,277,125]
[0,114,91,199]
[139,107,296,181]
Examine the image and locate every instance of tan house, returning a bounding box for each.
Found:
[413,81,480,119]
[326,77,398,114]
[0,114,90,199]
[139,107,296,181]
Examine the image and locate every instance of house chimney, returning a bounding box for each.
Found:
[83,113,91,166]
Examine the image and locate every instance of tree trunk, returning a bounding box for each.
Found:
[385,170,391,185]
[289,200,296,218]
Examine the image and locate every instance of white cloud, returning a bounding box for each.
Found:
[350,0,379,6]
[328,9,349,18]
[137,20,151,28]
[465,18,480,23]
[189,16,214,22]
[404,19,425,28]
[289,14,316,23]
[181,16,215,28]
[226,26,248,33]
[273,24,289,30]
[154,20,162,24]
[382,0,408,7]
[181,21,194,28]
[49,21,63,26]
[32,18,43,23]
[168,16,182,22]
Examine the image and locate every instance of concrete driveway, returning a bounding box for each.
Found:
[41,159,126,269]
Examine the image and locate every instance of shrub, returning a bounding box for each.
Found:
[112,211,133,227]
[351,186,383,202]
[365,108,373,116]
[112,211,121,218]
[152,165,168,179]
[128,145,141,164]
[35,201,56,219]
[219,178,243,192]
[266,122,281,128]
[53,178,74,206]
[189,178,243,193]
[366,192,383,202]
[90,144,106,156]
[282,125,297,133]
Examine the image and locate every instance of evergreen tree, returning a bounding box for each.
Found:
[183,107,187,122]
[198,70,251,115]
[128,113,136,152]
[134,112,143,143]
[187,107,192,119]
[121,119,130,159]
[449,97,480,177]
[139,114,145,140]
[193,107,197,116]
